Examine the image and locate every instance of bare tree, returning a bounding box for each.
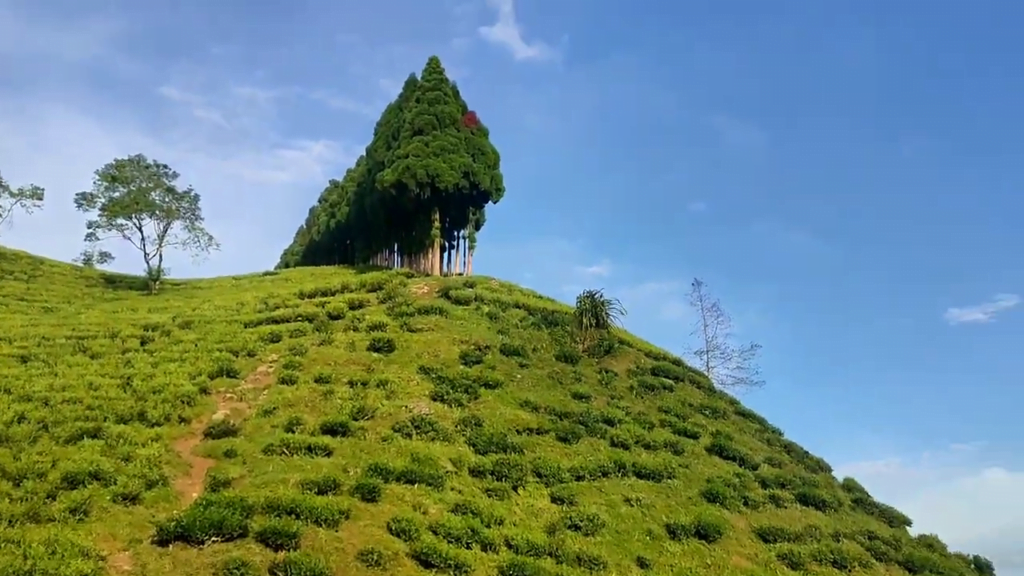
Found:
[686,278,764,391]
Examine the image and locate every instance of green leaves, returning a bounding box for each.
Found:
[276,55,505,275]
[73,153,218,290]
[0,171,45,233]
[573,289,626,349]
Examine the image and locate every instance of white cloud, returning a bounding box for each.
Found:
[708,113,767,148]
[944,294,1020,325]
[576,260,612,278]
[478,0,556,62]
[0,6,360,277]
[836,445,1024,575]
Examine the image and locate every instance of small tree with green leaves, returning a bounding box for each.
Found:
[73,154,219,292]
[573,288,626,350]
[0,171,45,235]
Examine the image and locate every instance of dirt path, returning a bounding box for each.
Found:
[170,354,279,506]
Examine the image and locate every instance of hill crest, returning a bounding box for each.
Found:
[0,246,996,576]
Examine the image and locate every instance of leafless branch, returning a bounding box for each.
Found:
[686,278,765,391]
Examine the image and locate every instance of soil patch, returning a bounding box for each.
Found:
[108,551,134,574]
[170,355,279,505]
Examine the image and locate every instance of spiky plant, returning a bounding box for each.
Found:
[573,289,626,349]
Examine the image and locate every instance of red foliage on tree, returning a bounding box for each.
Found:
[462,111,480,129]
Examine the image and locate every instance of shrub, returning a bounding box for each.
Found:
[449,500,504,528]
[483,482,513,501]
[267,552,331,576]
[635,555,653,570]
[497,556,555,576]
[469,455,531,489]
[351,477,384,503]
[631,375,674,397]
[408,540,474,576]
[775,546,810,571]
[207,355,241,380]
[367,335,397,354]
[752,523,807,544]
[317,417,354,438]
[465,427,523,456]
[260,493,350,528]
[809,542,874,572]
[664,512,728,544]
[444,289,476,306]
[389,453,448,489]
[355,546,392,570]
[553,347,582,365]
[298,474,343,496]
[530,457,570,487]
[152,494,255,547]
[568,388,593,403]
[203,470,233,493]
[215,556,259,576]
[458,347,487,367]
[261,436,334,458]
[647,361,690,382]
[690,513,729,543]
[793,487,843,513]
[392,414,452,442]
[705,436,760,471]
[498,340,528,358]
[345,295,371,310]
[427,371,481,407]
[570,549,609,572]
[347,400,377,422]
[387,514,423,543]
[272,415,301,435]
[428,516,499,552]
[557,510,606,537]
[203,419,240,440]
[312,371,334,385]
[552,423,585,445]
[253,518,303,552]
[277,371,300,386]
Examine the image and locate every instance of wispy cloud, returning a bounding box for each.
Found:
[944,294,1020,325]
[836,444,1024,573]
[575,260,612,278]
[305,90,380,117]
[0,6,360,277]
[478,0,556,62]
[708,113,767,149]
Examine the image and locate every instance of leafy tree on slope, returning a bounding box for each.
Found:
[73,154,219,292]
[0,171,44,235]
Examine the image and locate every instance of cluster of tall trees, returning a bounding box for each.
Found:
[276,56,505,276]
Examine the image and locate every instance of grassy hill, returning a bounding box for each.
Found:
[0,246,994,576]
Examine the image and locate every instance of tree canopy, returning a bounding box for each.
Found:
[276,56,504,276]
[73,153,219,292]
[0,171,44,235]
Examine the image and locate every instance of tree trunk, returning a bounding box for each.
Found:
[467,249,474,276]
[430,208,442,276]
[454,234,462,276]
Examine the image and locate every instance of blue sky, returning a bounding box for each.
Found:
[1,0,1021,570]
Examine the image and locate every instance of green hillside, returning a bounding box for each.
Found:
[0,246,996,576]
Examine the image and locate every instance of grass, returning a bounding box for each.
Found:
[0,245,990,576]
